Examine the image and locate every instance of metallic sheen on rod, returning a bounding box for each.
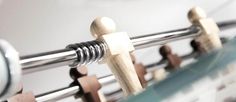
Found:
[34,40,231,102]
[20,20,236,74]
[35,86,79,102]
[35,75,116,102]
[131,26,200,49]
[20,49,77,74]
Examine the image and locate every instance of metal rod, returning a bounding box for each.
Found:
[35,86,79,102]
[98,74,116,86]
[34,51,200,102]
[34,36,231,101]
[217,20,236,30]
[35,52,195,102]
[21,49,77,74]
[34,75,116,102]
[131,26,200,49]
[28,20,236,101]
[20,20,236,74]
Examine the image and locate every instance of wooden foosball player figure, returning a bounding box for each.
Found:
[90,17,143,96]
[151,45,182,82]
[190,37,228,58]
[159,45,182,71]
[68,52,148,102]
[69,66,106,102]
[188,7,222,52]
[151,6,223,83]
[3,6,226,102]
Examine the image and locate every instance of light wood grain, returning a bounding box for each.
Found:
[188,7,222,52]
[90,17,142,96]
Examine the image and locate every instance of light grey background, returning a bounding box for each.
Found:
[0,0,236,101]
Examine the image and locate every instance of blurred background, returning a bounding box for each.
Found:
[0,0,236,101]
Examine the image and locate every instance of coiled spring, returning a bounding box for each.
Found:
[67,40,107,67]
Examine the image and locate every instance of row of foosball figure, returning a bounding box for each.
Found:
[0,6,230,102]
[6,38,228,102]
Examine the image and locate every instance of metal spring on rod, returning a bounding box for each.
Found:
[67,40,107,67]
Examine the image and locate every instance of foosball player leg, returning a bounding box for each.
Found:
[71,75,102,102]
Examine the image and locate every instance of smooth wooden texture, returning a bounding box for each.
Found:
[188,7,222,52]
[107,53,142,95]
[78,75,102,102]
[90,17,116,39]
[90,17,142,96]
[7,92,35,102]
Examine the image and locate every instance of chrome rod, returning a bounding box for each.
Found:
[20,20,236,74]
[21,49,77,74]
[218,20,236,30]
[34,75,116,102]
[35,86,79,102]
[131,26,200,49]
[33,51,201,102]
[34,37,235,101]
